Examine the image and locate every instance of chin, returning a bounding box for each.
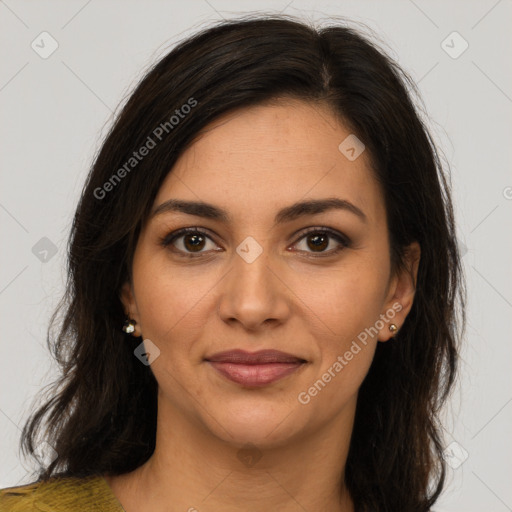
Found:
[206,402,303,448]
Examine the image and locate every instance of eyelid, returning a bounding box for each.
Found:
[159,227,218,255]
[290,226,350,245]
[288,227,351,257]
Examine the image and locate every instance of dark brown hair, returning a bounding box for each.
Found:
[18,14,465,511]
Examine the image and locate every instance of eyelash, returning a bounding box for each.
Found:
[159,226,351,259]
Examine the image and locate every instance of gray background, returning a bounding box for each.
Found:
[1,1,511,511]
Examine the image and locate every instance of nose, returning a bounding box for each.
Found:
[217,242,291,332]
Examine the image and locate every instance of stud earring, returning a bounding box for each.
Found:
[389,323,398,334]
[122,318,137,335]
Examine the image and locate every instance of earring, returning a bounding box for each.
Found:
[389,324,398,334]
[122,318,137,335]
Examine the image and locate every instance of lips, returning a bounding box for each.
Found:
[205,349,306,364]
[205,349,307,387]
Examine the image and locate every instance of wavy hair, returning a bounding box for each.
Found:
[19,14,465,511]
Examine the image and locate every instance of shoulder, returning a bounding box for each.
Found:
[0,474,124,512]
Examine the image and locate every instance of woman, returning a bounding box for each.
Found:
[0,14,465,512]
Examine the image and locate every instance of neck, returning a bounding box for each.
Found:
[107,393,357,512]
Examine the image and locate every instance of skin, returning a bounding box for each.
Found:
[104,98,421,512]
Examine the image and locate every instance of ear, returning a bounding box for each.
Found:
[378,241,421,342]
[120,281,142,337]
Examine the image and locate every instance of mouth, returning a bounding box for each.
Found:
[205,349,307,388]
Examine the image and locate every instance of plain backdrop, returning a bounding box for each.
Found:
[1,1,511,511]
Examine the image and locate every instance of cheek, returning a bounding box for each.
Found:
[131,249,214,344]
[298,263,386,341]
[295,262,385,394]
[300,283,380,410]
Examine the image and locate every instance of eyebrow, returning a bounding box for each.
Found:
[151,197,367,225]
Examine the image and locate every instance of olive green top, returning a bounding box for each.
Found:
[0,475,125,512]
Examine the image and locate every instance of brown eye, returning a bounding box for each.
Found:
[305,233,329,252]
[292,228,350,256]
[161,228,219,257]
[161,226,350,259]
[182,233,206,252]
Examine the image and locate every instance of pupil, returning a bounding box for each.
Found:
[309,234,327,251]
[185,234,204,251]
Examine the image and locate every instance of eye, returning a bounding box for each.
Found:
[160,227,219,258]
[160,226,351,259]
[291,227,351,257]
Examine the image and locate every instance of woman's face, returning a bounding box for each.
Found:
[122,99,420,448]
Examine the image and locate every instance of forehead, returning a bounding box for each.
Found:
[154,100,384,225]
